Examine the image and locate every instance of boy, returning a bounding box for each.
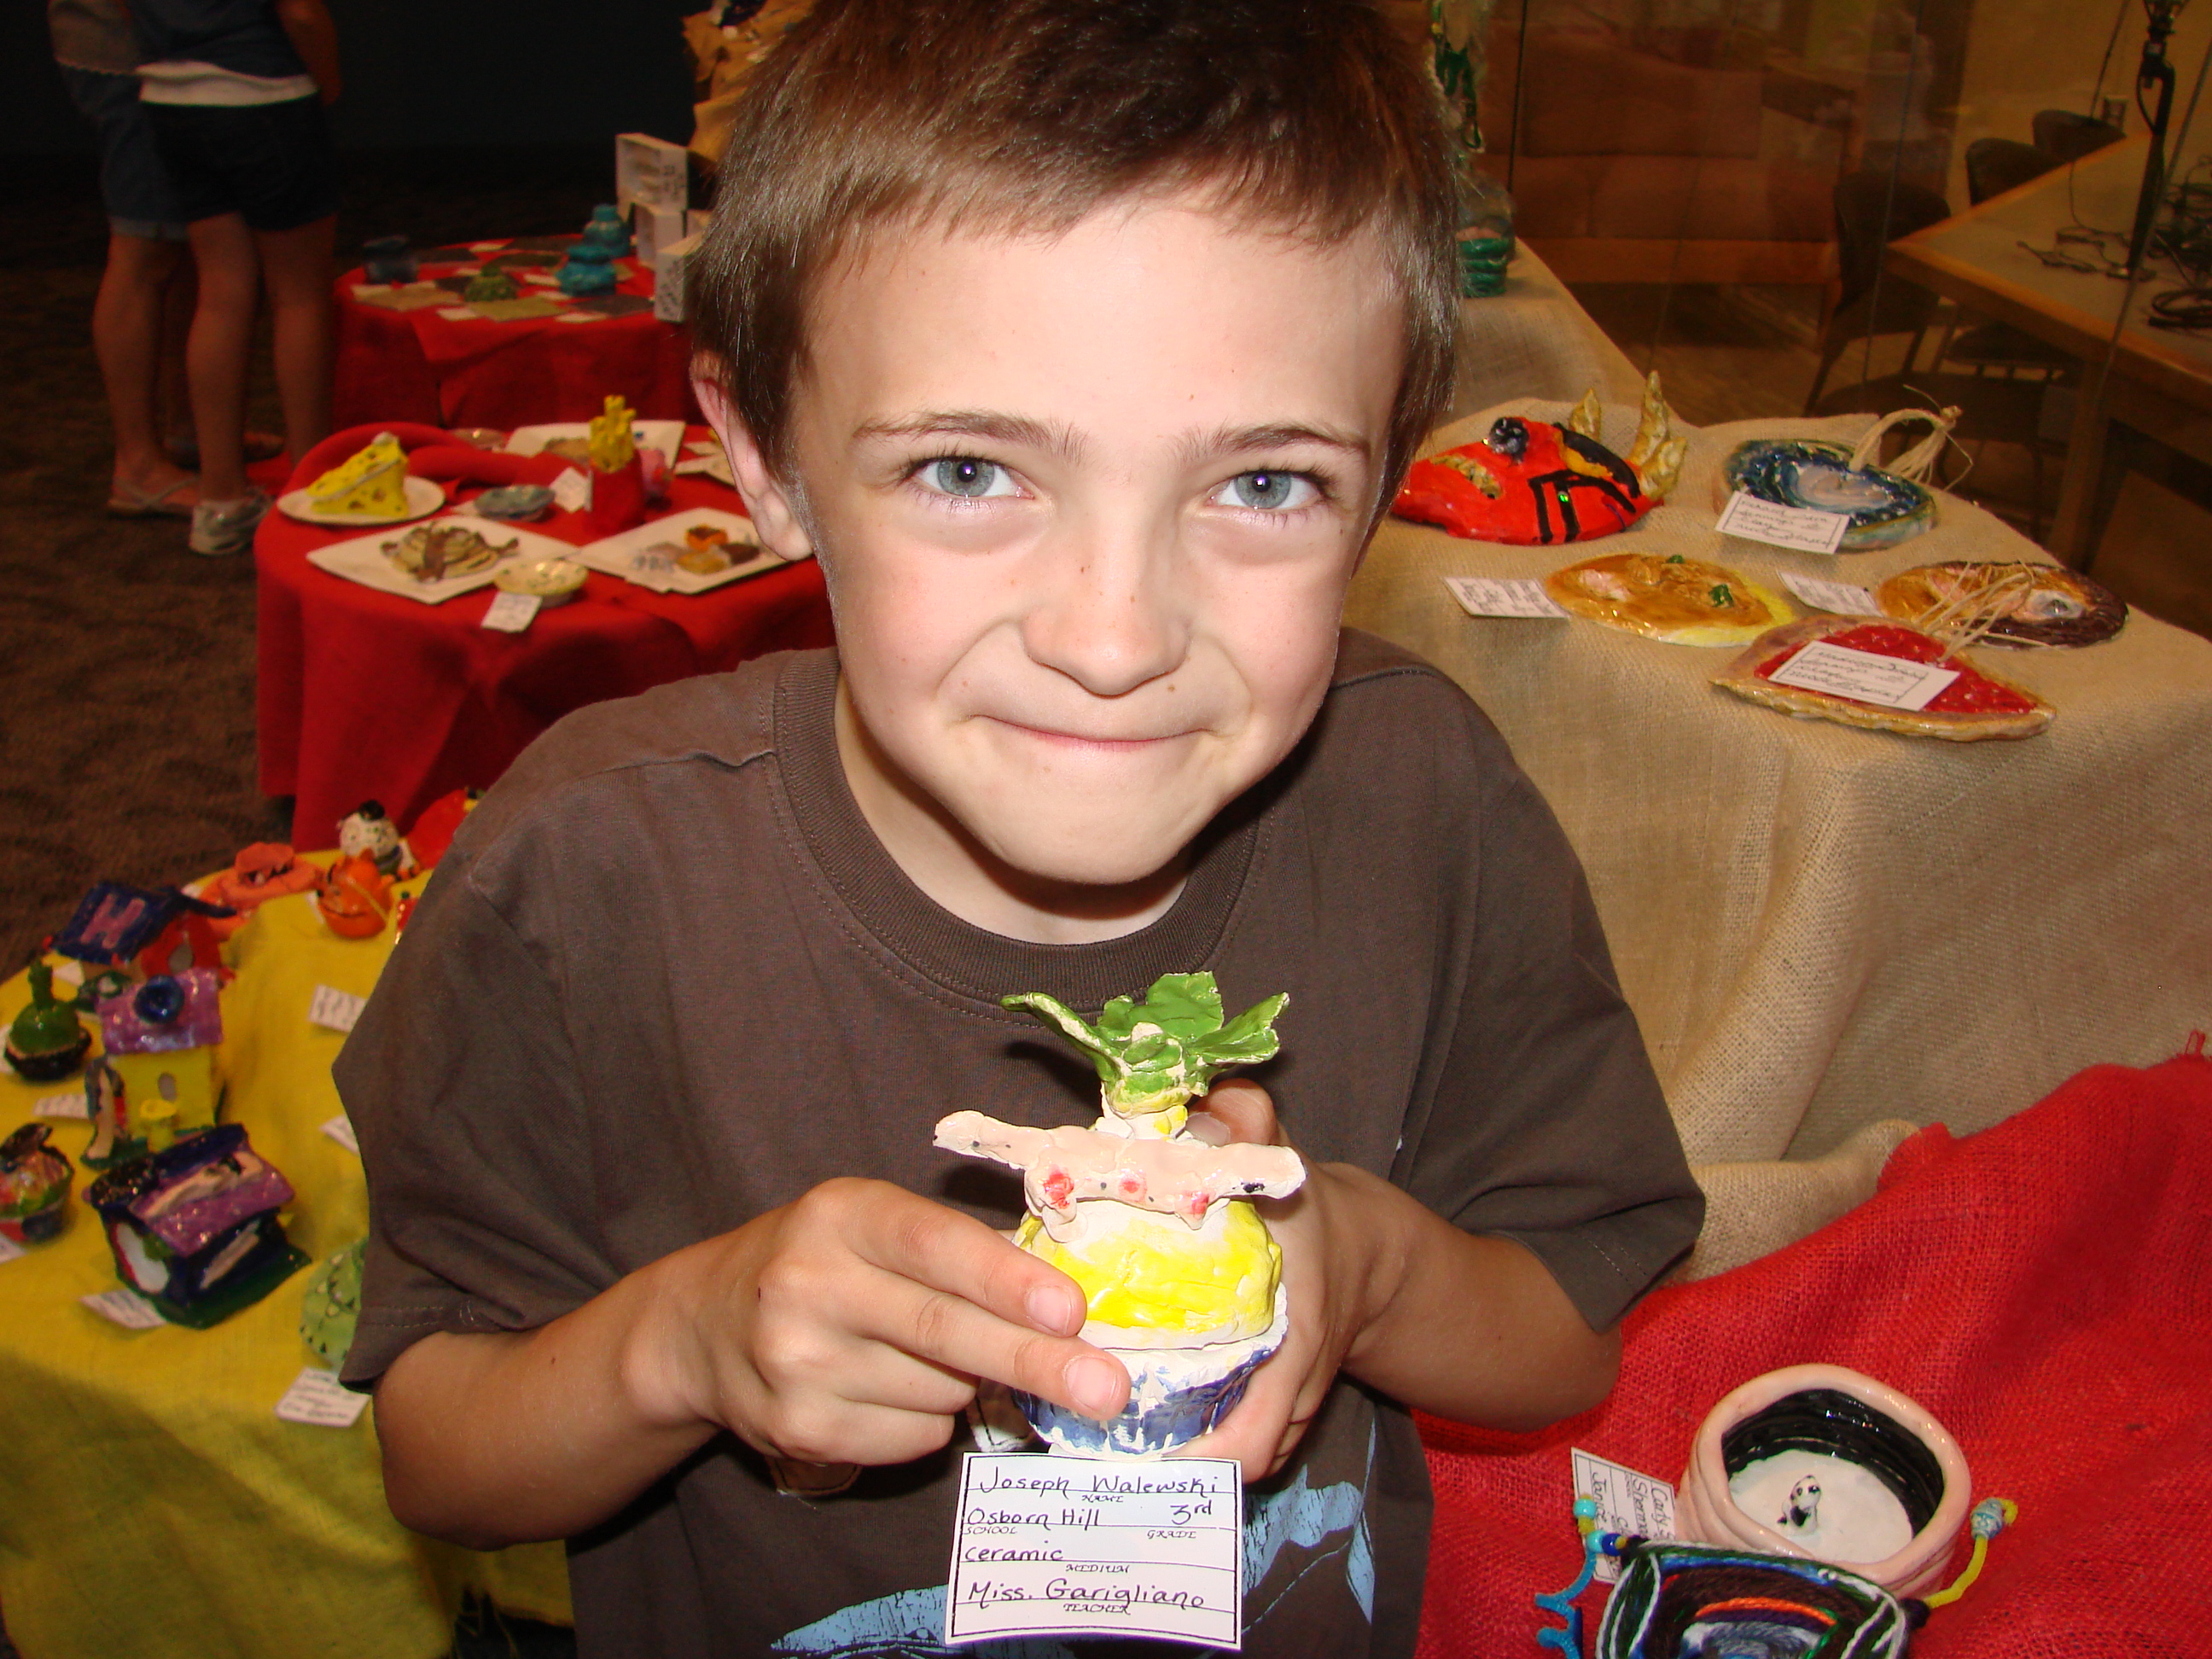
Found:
[339,2,1703,1654]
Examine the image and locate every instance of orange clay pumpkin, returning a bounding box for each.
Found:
[316,854,393,940]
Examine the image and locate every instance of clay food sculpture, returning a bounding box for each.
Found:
[0,1122,74,1244]
[381,521,517,584]
[1714,617,2053,742]
[338,800,415,878]
[306,431,410,519]
[556,205,629,297]
[1874,562,2127,649]
[1393,375,1687,545]
[85,1123,307,1327]
[1546,551,1792,647]
[463,268,520,304]
[1722,407,1956,553]
[6,960,92,1082]
[201,843,323,935]
[934,973,1301,1457]
[318,854,396,939]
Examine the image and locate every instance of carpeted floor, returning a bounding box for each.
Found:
[0,147,608,972]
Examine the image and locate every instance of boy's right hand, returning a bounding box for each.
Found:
[634,1178,1130,1467]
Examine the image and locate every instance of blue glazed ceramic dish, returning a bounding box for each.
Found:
[1724,439,1936,551]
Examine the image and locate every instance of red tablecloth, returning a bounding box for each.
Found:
[331,242,696,431]
[256,421,832,850]
[1415,1044,2212,1657]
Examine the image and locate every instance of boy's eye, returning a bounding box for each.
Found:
[918,457,1016,498]
[1219,471,1318,511]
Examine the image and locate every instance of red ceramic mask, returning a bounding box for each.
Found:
[1393,416,1659,545]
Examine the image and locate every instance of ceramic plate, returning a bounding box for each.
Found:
[570,507,801,596]
[277,474,444,527]
[504,421,687,463]
[306,515,576,605]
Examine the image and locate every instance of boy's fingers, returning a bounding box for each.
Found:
[837,1182,1088,1336]
[850,1276,1131,1420]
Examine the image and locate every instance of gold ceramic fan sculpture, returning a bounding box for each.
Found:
[1545,551,1792,647]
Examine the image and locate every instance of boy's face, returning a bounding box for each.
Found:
[720,197,1404,897]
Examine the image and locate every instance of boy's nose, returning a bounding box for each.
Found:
[1019,533,1187,700]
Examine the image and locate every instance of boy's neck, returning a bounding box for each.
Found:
[832,679,1189,946]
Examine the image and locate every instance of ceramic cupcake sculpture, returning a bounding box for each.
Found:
[934,973,1301,1458]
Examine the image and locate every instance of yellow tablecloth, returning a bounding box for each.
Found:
[0,876,570,1659]
[1347,401,2212,1278]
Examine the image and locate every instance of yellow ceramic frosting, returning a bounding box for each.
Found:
[1018,1199,1280,1341]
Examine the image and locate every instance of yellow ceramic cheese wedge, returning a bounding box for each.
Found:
[307,433,409,517]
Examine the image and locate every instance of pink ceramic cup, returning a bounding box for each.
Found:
[1674,1362,1971,1598]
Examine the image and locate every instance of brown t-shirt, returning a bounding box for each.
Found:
[338,632,1701,1659]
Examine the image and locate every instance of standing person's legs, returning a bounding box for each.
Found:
[256,215,336,462]
[183,211,262,506]
[94,233,199,507]
[57,64,199,513]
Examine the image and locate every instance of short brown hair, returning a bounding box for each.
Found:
[690,0,1462,504]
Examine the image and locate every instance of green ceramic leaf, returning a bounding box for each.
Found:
[1002,973,1288,1113]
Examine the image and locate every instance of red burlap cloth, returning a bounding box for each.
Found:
[1417,1050,2212,1656]
[256,422,832,850]
[331,250,695,431]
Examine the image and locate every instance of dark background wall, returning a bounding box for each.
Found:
[3,0,699,155]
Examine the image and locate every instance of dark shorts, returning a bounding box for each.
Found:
[143,96,341,233]
[58,66,189,238]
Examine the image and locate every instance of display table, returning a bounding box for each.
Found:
[0,882,571,1659]
[1447,242,1646,421]
[256,422,834,852]
[1346,401,2212,1275]
[331,242,694,431]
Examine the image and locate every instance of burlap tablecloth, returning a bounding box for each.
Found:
[1347,402,2212,1277]
[1447,245,1646,420]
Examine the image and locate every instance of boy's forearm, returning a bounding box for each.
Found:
[375,1251,719,1549]
[273,0,341,100]
[1326,1166,1621,1431]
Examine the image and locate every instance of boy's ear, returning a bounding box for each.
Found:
[692,371,815,562]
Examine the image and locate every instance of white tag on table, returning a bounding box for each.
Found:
[307,984,368,1033]
[50,958,84,987]
[944,1454,1242,1650]
[1570,1449,1679,1583]
[550,468,591,513]
[1766,639,1958,711]
[276,1366,371,1428]
[34,1091,89,1120]
[82,1288,166,1329]
[468,241,506,253]
[1442,575,1569,620]
[351,282,389,297]
[1780,572,1879,616]
[0,1233,24,1266]
[555,311,597,324]
[435,305,476,322]
[481,591,542,632]
[321,1114,361,1154]
[1716,490,1849,556]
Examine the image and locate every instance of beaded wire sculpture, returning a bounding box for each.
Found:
[1534,1495,2017,1659]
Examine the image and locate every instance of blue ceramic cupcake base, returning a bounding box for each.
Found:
[1015,1293,1288,1460]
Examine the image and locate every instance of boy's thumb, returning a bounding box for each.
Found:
[1185,1078,1282,1147]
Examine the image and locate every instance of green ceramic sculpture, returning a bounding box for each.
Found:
[5,962,91,1083]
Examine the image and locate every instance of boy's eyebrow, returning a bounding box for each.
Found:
[1192,422,1372,463]
[850,410,1083,458]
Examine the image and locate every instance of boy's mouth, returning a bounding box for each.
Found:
[989,718,1198,754]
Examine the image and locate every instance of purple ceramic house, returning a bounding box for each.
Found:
[98,969,224,1137]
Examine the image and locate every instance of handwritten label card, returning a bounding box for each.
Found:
[321,1115,361,1155]
[549,468,591,514]
[34,1091,89,1120]
[1441,576,1569,620]
[1780,572,1878,616]
[945,1454,1242,1650]
[276,1366,371,1428]
[1571,1448,1679,1582]
[307,984,367,1033]
[1767,640,1958,711]
[82,1288,166,1329]
[481,591,542,632]
[1716,490,1849,556]
[0,1233,23,1266]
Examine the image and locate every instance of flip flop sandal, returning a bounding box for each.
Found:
[108,477,198,519]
